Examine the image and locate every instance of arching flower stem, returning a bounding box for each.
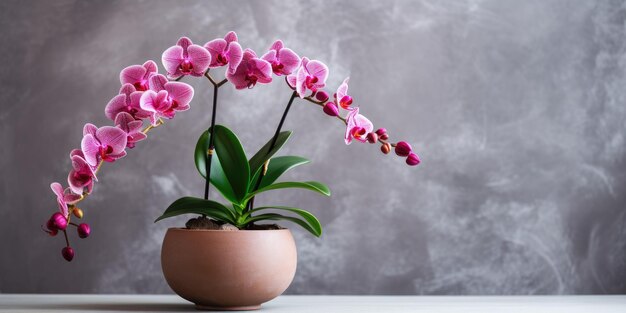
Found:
[63,229,70,246]
[303,96,347,124]
[141,119,164,134]
[302,95,397,147]
[69,118,164,206]
[205,71,228,87]
[247,90,298,212]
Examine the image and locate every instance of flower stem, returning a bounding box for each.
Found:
[71,119,163,205]
[204,79,219,200]
[202,71,227,201]
[141,119,163,134]
[63,230,70,247]
[247,90,298,211]
[303,96,347,124]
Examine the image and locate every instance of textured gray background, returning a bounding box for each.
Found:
[1,0,625,295]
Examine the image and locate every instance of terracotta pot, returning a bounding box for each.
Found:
[161,228,297,310]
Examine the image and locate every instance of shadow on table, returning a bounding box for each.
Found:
[11,302,196,312]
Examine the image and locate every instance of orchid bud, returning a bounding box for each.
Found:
[315,90,329,102]
[77,223,91,239]
[394,141,412,157]
[381,143,391,154]
[62,246,75,262]
[379,133,389,140]
[50,212,68,231]
[72,207,84,219]
[44,220,58,236]
[46,218,55,231]
[375,128,387,136]
[323,102,339,117]
[406,153,421,166]
[366,132,378,144]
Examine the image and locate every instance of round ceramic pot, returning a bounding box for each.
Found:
[161,228,297,311]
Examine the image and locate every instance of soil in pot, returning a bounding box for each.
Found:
[185,216,285,231]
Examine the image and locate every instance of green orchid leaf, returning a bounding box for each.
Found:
[195,126,250,205]
[248,131,292,179]
[244,213,322,237]
[215,125,250,203]
[245,181,331,202]
[194,129,238,204]
[248,156,310,192]
[248,206,322,237]
[154,197,236,224]
[232,203,246,214]
[212,125,250,203]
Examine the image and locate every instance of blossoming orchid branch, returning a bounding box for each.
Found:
[44,31,421,262]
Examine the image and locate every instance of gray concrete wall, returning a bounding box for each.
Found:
[1,0,625,294]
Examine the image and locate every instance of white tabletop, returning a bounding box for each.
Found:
[0,294,625,313]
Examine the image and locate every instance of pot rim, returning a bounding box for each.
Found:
[166,227,292,233]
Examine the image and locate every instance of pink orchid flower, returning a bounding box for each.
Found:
[148,73,194,110]
[51,182,81,218]
[70,149,97,171]
[162,37,211,79]
[105,84,151,121]
[226,49,273,90]
[287,57,329,97]
[119,60,158,91]
[115,112,147,148]
[261,40,301,76]
[335,77,353,110]
[344,107,374,144]
[81,124,128,166]
[140,74,194,125]
[68,151,96,195]
[204,31,243,74]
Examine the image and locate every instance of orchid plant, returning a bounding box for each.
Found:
[44,31,421,262]
[155,125,331,237]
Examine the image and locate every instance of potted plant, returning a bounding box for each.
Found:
[42,31,420,310]
[158,125,327,310]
